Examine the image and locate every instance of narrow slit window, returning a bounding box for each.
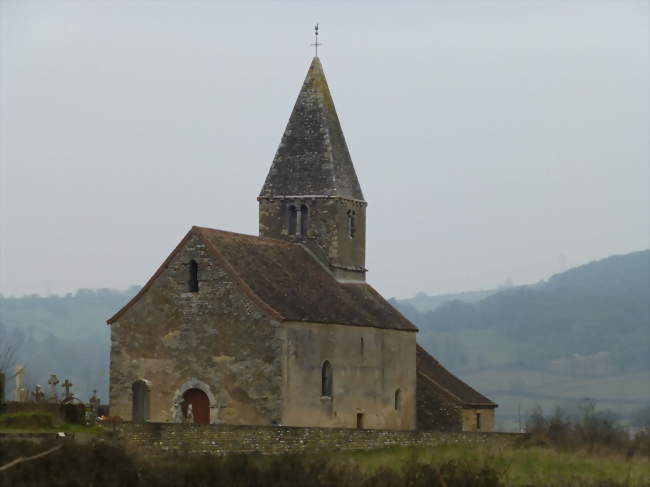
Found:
[360,337,364,358]
[395,389,402,411]
[189,260,199,293]
[347,210,356,238]
[476,413,481,430]
[321,360,333,397]
[288,205,298,235]
[300,205,309,235]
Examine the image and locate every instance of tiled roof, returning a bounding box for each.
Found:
[108,226,416,332]
[416,344,496,407]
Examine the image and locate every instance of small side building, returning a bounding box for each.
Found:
[416,345,497,432]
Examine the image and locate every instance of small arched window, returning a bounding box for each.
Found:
[300,205,309,236]
[189,260,199,293]
[347,210,356,238]
[288,205,298,235]
[394,389,402,411]
[321,361,333,397]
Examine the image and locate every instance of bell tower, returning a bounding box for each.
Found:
[258,57,367,282]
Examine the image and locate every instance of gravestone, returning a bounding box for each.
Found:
[13,365,27,402]
[48,374,59,403]
[61,379,73,402]
[63,403,84,424]
[89,390,100,413]
[0,372,4,404]
[32,384,45,402]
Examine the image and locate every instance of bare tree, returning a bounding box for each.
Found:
[0,322,24,400]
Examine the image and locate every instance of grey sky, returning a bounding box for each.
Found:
[1,0,648,299]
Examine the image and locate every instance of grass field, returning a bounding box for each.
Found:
[0,436,647,486]
[335,445,650,487]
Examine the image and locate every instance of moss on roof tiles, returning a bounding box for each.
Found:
[196,227,415,331]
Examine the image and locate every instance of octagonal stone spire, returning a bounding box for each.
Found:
[259,57,364,201]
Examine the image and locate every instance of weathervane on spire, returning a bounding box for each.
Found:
[311,23,322,57]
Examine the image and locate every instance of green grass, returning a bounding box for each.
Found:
[331,444,650,487]
[0,424,103,434]
[0,412,102,434]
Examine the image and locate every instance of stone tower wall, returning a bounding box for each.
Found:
[258,196,366,281]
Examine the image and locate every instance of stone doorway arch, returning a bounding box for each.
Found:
[171,378,218,424]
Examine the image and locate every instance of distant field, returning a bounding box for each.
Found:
[456,364,649,431]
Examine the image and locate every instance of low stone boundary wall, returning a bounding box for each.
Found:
[113,423,527,456]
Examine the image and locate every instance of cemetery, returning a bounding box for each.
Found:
[0,365,107,433]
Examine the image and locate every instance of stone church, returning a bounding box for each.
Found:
[108,57,496,431]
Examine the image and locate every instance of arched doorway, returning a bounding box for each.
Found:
[181,388,210,424]
[132,380,150,424]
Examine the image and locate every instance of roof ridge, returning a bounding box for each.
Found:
[192,226,299,248]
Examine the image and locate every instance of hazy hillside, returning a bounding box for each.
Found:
[393,250,650,430]
[0,287,140,402]
[395,289,498,313]
[1,251,648,430]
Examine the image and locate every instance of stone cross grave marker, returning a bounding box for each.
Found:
[89,389,100,412]
[48,374,59,403]
[32,384,45,402]
[62,379,73,400]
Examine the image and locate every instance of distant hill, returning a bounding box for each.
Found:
[1,251,647,430]
[395,289,498,313]
[393,250,650,430]
[0,287,140,402]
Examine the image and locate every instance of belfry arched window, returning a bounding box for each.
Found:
[189,260,199,293]
[347,210,356,238]
[288,205,298,235]
[321,361,333,397]
[300,204,309,236]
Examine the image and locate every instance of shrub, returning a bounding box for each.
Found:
[525,400,631,454]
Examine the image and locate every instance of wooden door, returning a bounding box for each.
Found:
[182,388,210,425]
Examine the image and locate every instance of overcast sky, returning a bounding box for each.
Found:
[0,0,647,299]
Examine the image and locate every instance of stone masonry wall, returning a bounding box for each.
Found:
[109,233,283,425]
[114,423,524,457]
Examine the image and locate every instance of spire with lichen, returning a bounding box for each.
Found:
[259,57,364,201]
[258,56,367,282]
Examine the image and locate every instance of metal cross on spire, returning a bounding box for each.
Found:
[311,23,322,57]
